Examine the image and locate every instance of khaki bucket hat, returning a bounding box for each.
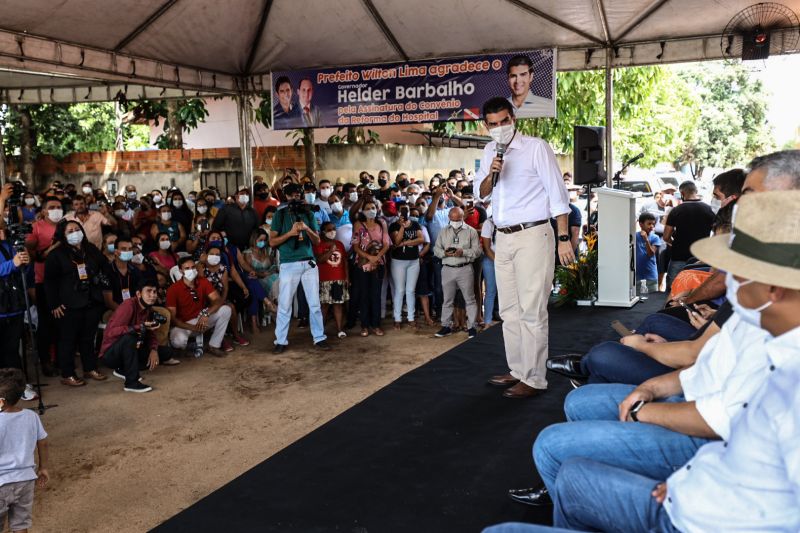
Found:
[690,190,800,290]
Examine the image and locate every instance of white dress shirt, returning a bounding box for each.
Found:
[480,218,496,252]
[679,313,771,440]
[507,93,555,118]
[474,134,570,227]
[666,325,800,532]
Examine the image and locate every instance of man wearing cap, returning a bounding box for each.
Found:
[269,183,330,353]
[493,150,800,524]
[211,188,258,250]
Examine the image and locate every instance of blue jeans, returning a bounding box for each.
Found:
[582,341,675,385]
[274,261,326,346]
[390,258,419,322]
[533,384,709,495]
[482,256,497,323]
[635,313,696,342]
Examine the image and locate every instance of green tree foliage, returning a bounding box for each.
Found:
[125,98,208,149]
[678,62,773,171]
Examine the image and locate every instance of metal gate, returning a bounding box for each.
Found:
[200,171,243,199]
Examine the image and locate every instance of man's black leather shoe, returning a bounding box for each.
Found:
[508,486,552,507]
[273,343,286,354]
[546,354,587,380]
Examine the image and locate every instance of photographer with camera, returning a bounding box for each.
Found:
[0,183,32,371]
[269,183,330,353]
[99,278,174,393]
[44,220,111,387]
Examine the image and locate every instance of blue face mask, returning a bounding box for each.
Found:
[409,216,419,223]
[256,240,267,249]
[224,237,229,246]
[119,250,133,262]
[107,244,115,253]
[209,240,223,249]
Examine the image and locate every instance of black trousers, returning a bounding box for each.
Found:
[35,283,56,368]
[102,334,173,387]
[56,305,103,378]
[0,314,24,369]
[354,266,384,329]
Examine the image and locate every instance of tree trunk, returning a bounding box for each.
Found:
[303,127,316,177]
[19,106,35,186]
[166,100,183,149]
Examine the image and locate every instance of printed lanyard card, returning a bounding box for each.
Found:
[76,263,88,281]
[121,288,131,300]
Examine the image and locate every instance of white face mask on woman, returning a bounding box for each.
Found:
[207,254,221,266]
[363,209,377,219]
[159,240,172,250]
[66,231,84,246]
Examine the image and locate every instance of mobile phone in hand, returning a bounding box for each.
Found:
[611,320,633,337]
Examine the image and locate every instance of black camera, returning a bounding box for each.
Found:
[287,199,319,215]
[5,181,33,252]
[150,310,168,325]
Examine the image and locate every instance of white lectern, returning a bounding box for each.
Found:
[595,187,639,307]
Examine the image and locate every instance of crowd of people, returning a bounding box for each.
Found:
[485,149,800,532]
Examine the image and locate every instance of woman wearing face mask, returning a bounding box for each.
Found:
[193,198,215,230]
[151,205,186,251]
[260,205,277,233]
[148,232,179,277]
[244,229,279,330]
[409,207,436,327]
[18,193,38,222]
[204,231,252,344]
[389,205,424,329]
[186,215,211,259]
[351,200,391,336]
[44,220,110,386]
[169,191,194,236]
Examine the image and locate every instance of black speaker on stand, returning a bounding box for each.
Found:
[573,126,606,230]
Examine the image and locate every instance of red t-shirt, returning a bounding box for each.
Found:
[253,197,280,221]
[166,277,216,322]
[25,220,57,284]
[313,240,347,282]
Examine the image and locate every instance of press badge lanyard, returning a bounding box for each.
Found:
[114,262,131,300]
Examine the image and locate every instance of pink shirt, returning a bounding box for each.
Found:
[65,210,108,249]
[351,221,391,264]
[25,220,57,284]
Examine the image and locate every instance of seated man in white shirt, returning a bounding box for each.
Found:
[485,187,800,532]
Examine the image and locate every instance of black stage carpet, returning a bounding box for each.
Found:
[154,296,666,533]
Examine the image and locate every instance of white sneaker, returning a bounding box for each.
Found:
[22,384,39,401]
[161,358,181,366]
[337,331,347,339]
[113,370,144,383]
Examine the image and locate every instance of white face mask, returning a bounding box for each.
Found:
[66,231,84,246]
[182,268,198,282]
[24,197,35,206]
[132,253,144,265]
[265,218,273,227]
[197,206,208,214]
[173,200,184,208]
[82,186,93,195]
[489,123,515,146]
[48,209,63,223]
[159,240,172,250]
[450,220,464,230]
[319,188,332,199]
[127,191,137,199]
[725,272,772,328]
[348,192,359,203]
[238,194,249,205]
[304,193,316,204]
[207,254,221,266]
[161,212,172,221]
[153,194,163,203]
[114,209,126,218]
[363,209,377,219]
[331,201,343,214]
[408,194,419,204]
[710,198,722,214]
[325,231,337,240]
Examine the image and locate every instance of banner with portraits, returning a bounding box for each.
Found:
[270,49,556,130]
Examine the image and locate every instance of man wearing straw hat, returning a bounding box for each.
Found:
[486,187,800,532]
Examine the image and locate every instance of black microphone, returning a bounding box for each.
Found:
[491,143,507,188]
[626,152,645,166]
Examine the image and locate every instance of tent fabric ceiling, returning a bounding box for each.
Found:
[1,0,800,103]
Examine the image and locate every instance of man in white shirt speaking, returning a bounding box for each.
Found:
[476,97,574,399]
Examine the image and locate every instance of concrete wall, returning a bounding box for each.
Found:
[149,97,434,149]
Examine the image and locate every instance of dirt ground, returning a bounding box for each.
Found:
[26,321,466,532]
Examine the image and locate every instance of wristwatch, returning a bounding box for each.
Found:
[558,234,570,242]
[629,400,647,422]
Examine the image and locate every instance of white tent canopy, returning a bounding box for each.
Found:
[1,0,800,104]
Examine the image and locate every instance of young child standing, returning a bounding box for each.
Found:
[313,222,349,338]
[635,212,664,293]
[0,368,49,533]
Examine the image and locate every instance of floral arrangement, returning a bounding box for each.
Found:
[553,232,598,306]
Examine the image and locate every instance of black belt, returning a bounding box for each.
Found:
[444,262,471,268]
[496,220,548,234]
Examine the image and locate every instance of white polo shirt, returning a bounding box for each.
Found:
[665,325,800,532]
[474,134,570,228]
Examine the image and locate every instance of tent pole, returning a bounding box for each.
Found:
[0,123,6,185]
[604,46,613,187]
[236,94,254,196]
